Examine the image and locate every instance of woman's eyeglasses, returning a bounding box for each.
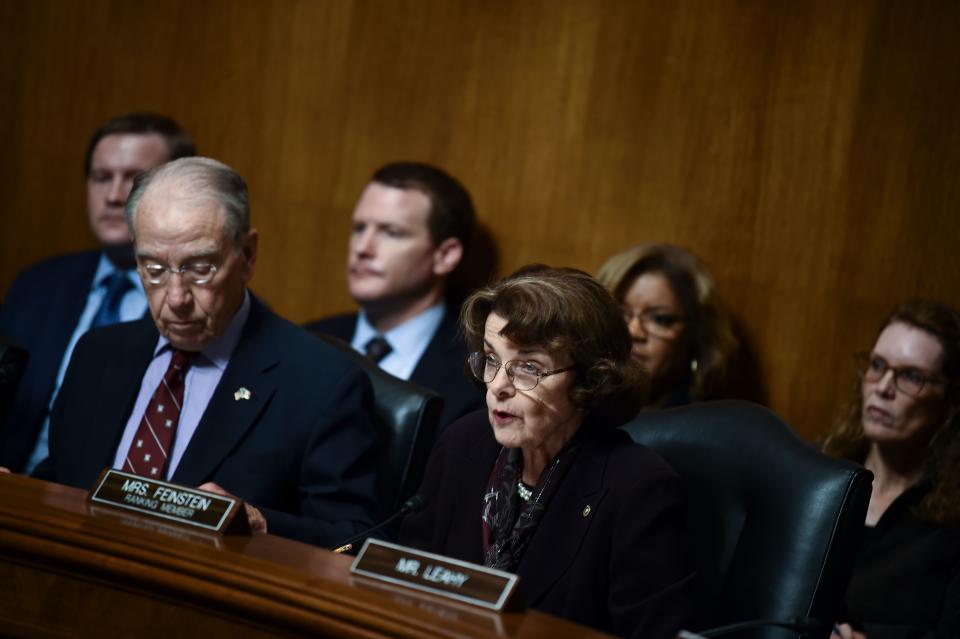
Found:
[468,352,574,391]
[855,352,945,397]
[621,307,685,339]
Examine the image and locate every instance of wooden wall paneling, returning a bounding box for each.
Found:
[1,0,959,440]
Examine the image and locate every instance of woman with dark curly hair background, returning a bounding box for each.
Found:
[596,243,737,408]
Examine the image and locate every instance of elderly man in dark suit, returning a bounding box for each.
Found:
[0,113,195,474]
[305,162,483,432]
[30,157,379,546]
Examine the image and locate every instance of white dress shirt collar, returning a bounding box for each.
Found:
[352,302,445,381]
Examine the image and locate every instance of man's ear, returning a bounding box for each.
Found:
[432,237,463,277]
[240,228,259,282]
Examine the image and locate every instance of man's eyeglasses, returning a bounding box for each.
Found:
[139,262,219,286]
[856,352,945,397]
[468,352,574,391]
[622,307,685,339]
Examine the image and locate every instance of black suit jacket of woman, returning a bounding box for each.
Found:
[399,410,691,639]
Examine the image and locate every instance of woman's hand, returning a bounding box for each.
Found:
[833,623,867,639]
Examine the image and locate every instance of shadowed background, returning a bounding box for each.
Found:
[1,0,958,440]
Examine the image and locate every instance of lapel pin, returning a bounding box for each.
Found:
[581,505,592,518]
[234,387,252,401]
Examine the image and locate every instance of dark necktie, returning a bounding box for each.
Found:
[122,350,192,480]
[364,335,392,364]
[91,271,134,328]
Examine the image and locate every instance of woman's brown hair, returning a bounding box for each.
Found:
[461,265,646,427]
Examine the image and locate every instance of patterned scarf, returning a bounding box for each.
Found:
[481,436,583,571]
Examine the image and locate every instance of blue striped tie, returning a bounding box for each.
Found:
[90,271,134,328]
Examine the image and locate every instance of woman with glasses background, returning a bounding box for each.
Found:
[824,300,960,639]
[399,265,690,638]
[596,243,737,408]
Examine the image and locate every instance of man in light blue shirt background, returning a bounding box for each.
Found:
[0,113,195,473]
[306,162,484,432]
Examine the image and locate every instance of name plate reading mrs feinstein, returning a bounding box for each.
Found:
[350,539,520,611]
[88,469,249,534]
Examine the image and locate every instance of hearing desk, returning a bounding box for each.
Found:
[0,473,607,638]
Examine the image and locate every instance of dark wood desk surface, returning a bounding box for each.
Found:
[0,473,609,638]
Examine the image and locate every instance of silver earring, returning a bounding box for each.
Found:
[690,358,699,373]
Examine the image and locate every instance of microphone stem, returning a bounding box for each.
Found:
[329,498,423,552]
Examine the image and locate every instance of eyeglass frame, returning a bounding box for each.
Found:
[855,351,947,397]
[137,260,221,287]
[621,306,686,339]
[467,351,575,391]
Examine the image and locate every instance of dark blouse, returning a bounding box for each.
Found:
[398,410,691,639]
[842,482,960,639]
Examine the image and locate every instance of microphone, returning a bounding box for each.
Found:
[330,494,427,553]
[688,616,823,637]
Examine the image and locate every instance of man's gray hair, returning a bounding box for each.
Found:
[125,157,250,245]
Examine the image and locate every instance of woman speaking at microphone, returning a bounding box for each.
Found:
[399,265,690,638]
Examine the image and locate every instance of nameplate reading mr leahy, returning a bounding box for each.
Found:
[88,469,249,534]
[351,539,520,611]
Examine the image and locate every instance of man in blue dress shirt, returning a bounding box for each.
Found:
[305,162,484,432]
[0,113,195,473]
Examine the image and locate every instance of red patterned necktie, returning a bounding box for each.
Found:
[123,349,192,480]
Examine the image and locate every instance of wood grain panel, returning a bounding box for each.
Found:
[1,0,958,439]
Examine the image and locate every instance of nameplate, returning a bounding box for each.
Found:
[350,539,520,611]
[88,469,249,534]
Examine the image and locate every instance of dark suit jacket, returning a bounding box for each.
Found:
[305,308,483,432]
[398,410,691,639]
[33,297,380,547]
[0,251,102,472]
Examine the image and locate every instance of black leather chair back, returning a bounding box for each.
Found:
[314,334,443,518]
[622,400,871,639]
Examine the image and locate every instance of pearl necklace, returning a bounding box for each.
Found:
[517,480,533,502]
